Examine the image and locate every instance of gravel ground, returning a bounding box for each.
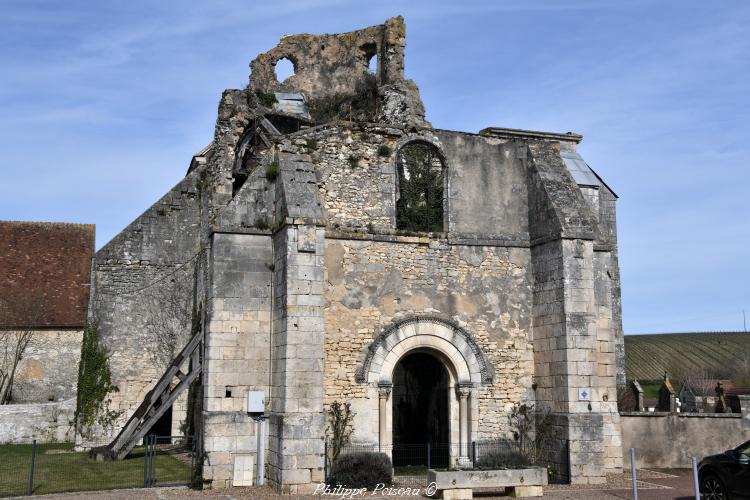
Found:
[9,469,698,500]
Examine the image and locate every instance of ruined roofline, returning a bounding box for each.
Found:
[480,126,583,143]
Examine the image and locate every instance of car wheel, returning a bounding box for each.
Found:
[702,474,727,500]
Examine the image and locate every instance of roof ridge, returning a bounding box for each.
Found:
[0,220,95,230]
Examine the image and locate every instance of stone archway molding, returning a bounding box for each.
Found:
[355,315,494,385]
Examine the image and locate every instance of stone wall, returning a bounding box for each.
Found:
[0,398,75,444]
[621,412,749,468]
[90,170,203,441]
[202,232,273,487]
[324,235,533,443]
[4,329,82,403]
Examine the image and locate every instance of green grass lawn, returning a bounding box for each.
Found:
[0,442,192,497]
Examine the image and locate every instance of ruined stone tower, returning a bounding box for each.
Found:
[86,17,625,491]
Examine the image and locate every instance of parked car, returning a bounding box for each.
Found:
[699,440,750,499]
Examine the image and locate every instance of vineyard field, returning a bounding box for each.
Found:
[625,332,750,382]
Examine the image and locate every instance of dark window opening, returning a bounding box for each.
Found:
[268,114,304,135]
[233,129,262,197]
[275,57,295,82]
[225,387,233,398]
[396,142,445,232]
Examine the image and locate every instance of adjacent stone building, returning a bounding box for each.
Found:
[0,221,94,404]
[86,18,625,491]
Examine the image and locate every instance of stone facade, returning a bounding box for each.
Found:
[85,17,625,490]
[8,329,83,403]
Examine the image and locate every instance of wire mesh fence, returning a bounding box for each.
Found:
[328,439,570,487]
[0,435,194,497]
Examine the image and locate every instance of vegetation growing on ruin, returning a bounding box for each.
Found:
[265,161,279,181]
[254,90,278,108]
[396,141,445,232]
[75,323,123,438]
[377,144,391,157]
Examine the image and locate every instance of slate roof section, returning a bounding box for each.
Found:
[0,221,95,328]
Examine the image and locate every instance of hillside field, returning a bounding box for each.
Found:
[625,332,750,382]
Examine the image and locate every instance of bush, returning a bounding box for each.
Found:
[475,448,529,470]
[377,144,391,157]
[329,451,392,488]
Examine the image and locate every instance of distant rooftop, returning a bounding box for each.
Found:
[0,221,95,328]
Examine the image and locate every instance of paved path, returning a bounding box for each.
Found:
[10,469,698,499]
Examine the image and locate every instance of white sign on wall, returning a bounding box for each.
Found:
[578,388,591,401]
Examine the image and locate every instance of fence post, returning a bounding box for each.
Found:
[426,443,431,470]
[691,456,700,500]
[150,435,156,487]
[143,436,148,487]
[27,439,37,496]
[630,447,639,500]
[471,441,476,468]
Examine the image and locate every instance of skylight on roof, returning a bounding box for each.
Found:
[560,151,600,186]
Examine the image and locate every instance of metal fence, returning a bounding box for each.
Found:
[0,435,194,497]
[327,440,570,486]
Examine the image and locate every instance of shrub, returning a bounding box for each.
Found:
[377,144,391,157]
[348,155,360,169]
[254,90,277,108]
[329,451,392,488]
[265,161,279,181]
[307,138,319,150]
[475,448,529,470]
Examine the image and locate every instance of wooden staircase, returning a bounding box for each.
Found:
[92,331,203,460]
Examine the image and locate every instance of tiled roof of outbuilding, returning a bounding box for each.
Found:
[0,221,94,328]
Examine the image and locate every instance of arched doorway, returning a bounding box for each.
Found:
[392,351,449,467]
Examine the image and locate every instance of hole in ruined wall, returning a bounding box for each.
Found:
[361,43,378,75]
[396,141,446,233]
[225,387,233,398]
[232,126,265,197]
[367,54,377,74]
[274,57,296,83]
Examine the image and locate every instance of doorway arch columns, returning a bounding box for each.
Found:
[358,316,492,463]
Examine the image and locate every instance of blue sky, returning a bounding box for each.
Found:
[1,1,748,334]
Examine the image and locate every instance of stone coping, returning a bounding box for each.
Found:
[620,411,740,418]
[428,467,548,489]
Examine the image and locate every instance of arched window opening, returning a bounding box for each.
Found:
[396,142,445,232]
[361,43,378,76]
[274,57,295,82]
[232,129,262,196]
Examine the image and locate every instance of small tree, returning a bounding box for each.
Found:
[326,401,355,471]
[0,297,44,404]
[508,403,553,463]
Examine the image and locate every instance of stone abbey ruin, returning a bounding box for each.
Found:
[84,17,625,492]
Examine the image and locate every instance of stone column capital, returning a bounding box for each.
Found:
[378,383,392,399]
[456,384,474,399]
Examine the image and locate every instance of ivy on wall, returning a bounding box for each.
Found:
[74,323,122,438]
